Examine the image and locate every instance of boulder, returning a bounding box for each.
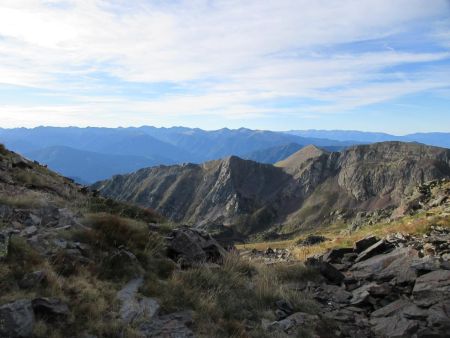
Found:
[167,227,227,265]
[0,299,35,337]
[412,270,450,306]
[350,282,389,305]
[354,240,393,263]
[354,236,380,253]
[411,256,442,273]
[370,315,419,338]
[376,248,418,284]
[104,249,143,278]
[117,278,160,325]
[351,247,417,281]
[305,258,345,285]
[19,271,46,289]
[314,284,352,304]
[138,311,194,338]
[275,300,294,320]
[371,299,411,318]
[322,247,354,264]
[427,300,450,333]
[32,298,70,320]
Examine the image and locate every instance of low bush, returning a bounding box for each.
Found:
[72,213,168,281]
[86,197,163,224]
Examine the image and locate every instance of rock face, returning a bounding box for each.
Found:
[0,299,35,338]
[166,227,227,265]
[306,226,450,338]
[117,278,160,325]
[94,142,450,236]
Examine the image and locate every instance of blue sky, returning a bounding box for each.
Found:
[0,0,449,134]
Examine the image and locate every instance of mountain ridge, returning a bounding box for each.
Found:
[94,141,450,239]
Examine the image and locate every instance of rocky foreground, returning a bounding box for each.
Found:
[295,227,450,337]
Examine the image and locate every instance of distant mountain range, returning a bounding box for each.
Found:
[286,130,450,148]
[0,126,449,183]
[23,146,160,184]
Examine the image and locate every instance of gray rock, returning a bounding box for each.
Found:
[316,284,352,304]
[305,258,345,285]
[351,247,417,281]
[427,300,450,333]
[24,214,41,227]
[105,249,143,278]
[322,247,354,264]
[411,256,442,273]
[371,299,411,318]
[350,282,391,305]
[19,271,46,289]
[167,227,227,265]
[350,284,372,306]
[20,226,37,237]
[32,298,70,319]
[354,236,380,253]
[267,312,319,334]
[117,278,160,325]
[412,270,450,306]
[376,248,418,284]
[370,315,419,338]
[0,299,35,337]
[401,303,428,320]
[355,240,393,263]
[275,300,294,320]
[138,311,194,338]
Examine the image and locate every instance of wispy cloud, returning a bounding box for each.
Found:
[0,0,449,129]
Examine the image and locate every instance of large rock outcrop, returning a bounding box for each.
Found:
[304,226,450,338]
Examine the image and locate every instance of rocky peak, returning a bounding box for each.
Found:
[276,144,328,170]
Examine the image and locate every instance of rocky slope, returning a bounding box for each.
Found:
[267,226,450,338]
[1,143,449,338]
[94,142,450,238]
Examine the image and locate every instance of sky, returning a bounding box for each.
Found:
[0,0,450,134]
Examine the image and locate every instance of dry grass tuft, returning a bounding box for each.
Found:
[0,191,48,208]
[141,252,319,337]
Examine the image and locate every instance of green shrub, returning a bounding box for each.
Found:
[86,197,163,224]
[72,213,167,280]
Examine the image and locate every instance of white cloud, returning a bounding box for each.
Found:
[0,0,449,127]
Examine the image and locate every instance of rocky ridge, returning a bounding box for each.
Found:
[94,142,450,238]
